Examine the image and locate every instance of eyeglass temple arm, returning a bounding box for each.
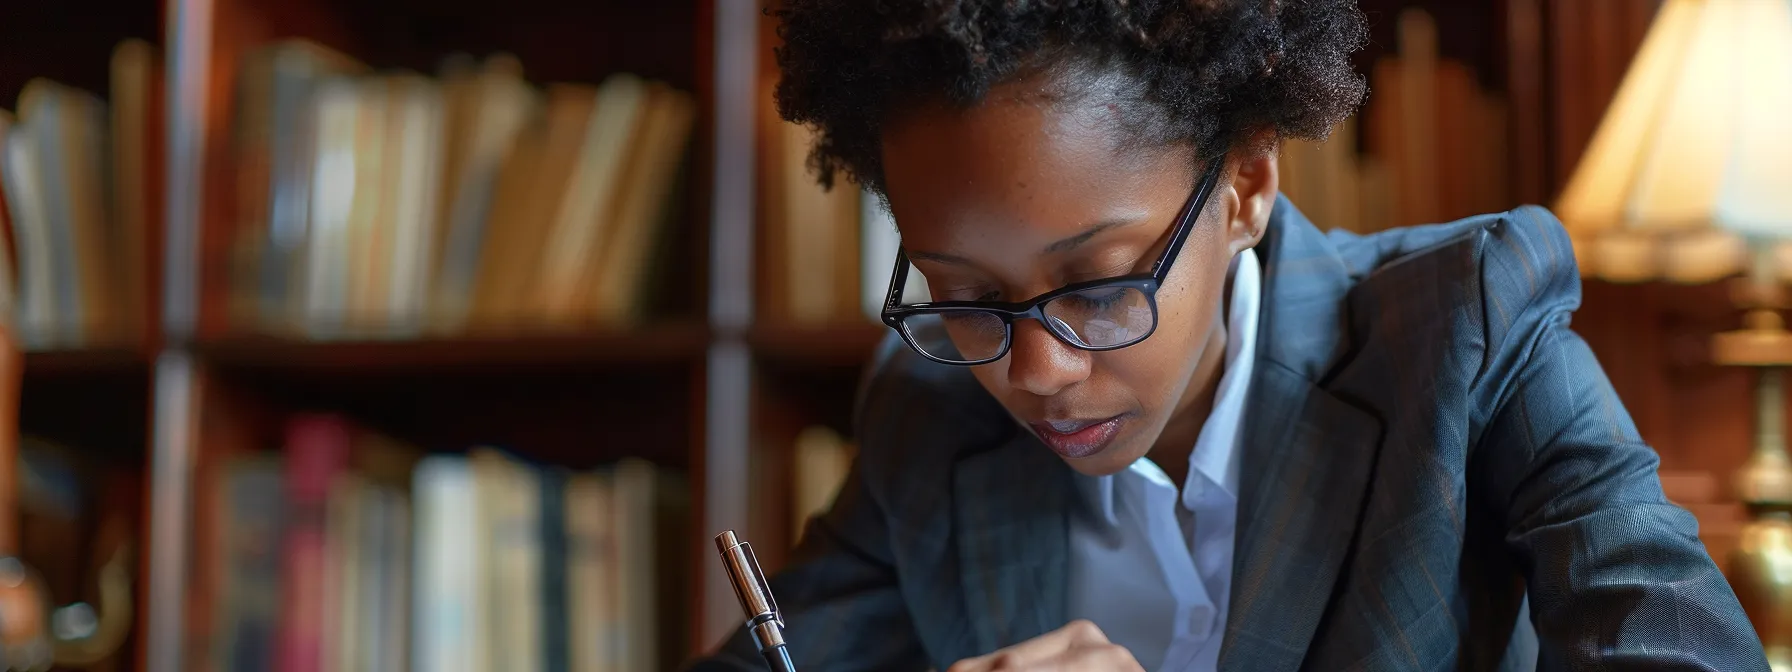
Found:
[884,247,912,313]
[1149,157,1225,279]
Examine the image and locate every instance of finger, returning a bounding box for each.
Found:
[949,620,1113,670]
[1027,643,1145,672]
[1054,619,1112,648]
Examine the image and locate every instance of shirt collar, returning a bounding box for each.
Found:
[1077,247,1263,525]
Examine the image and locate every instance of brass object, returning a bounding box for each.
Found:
[0,558,51,671]
[1714,309,1792,369]
[1724,258,1792,669]
[1733,365,1792,508]
[49,542,135,667]
[1734,511,1792,671]
[0,545,134,672]
[2,437,136,671]
[1729,366,1792,670]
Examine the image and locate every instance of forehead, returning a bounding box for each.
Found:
[879,87,1189,252]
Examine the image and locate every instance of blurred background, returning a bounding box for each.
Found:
[0,0,1784,670]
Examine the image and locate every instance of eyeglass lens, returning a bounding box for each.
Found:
[900,285,1156,363]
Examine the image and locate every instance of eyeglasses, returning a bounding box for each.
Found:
[881,154,1226,366]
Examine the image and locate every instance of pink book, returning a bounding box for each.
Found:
[275,414,351,672]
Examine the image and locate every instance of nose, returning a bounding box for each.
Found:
[1004,319,1091,397]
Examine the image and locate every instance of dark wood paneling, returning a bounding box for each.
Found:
[1577,281,1758,486]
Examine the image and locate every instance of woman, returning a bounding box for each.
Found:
[691,1,1767,670]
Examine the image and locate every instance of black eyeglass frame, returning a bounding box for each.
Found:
[880,154,1228,366]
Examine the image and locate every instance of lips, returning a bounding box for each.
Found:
[1029,414,1128,460]
[1046,418,1101,433]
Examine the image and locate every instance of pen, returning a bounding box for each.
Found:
[715,530,797,672]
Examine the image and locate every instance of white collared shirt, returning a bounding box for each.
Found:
[1066,247,1261,672]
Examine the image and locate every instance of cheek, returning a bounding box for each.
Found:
[1123,229,1234,389]
[968,355,1014,401]
[1099,293,1220,410]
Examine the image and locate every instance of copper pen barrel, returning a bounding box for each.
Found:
[716,530,796,672]
[717,531,779,624]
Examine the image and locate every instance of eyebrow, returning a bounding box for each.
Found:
[906,218,1142,266]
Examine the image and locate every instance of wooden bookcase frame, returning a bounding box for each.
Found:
[136,0,808,669]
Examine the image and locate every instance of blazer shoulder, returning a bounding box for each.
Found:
[1338,205,1581,315]
[1475,204,1583,322]
[1321,206,1589,467]
[1332,205,1584,399]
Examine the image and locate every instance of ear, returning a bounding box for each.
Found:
[1223,132,1279,255]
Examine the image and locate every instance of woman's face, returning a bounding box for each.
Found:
[879,79,1275,477]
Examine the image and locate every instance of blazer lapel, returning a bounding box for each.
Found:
[953,433,1074,657]
[1218,198,1385,670]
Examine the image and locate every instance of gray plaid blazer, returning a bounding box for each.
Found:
[687,197,1769,671]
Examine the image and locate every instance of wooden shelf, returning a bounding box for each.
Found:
[19,349,151,463]
[748,321,888,368]
[194,321,712,375]
[22,348,153,379]
[185,324,711,471]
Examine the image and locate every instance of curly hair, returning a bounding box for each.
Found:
[772,0,1370,193]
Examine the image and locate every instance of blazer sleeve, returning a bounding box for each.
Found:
[682,456,931,672]
[685,335,950,672]
[1474,207,1770,670]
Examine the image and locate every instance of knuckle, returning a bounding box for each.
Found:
[1066,618,1105,639]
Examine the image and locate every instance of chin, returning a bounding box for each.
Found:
[1059,449,1141,477]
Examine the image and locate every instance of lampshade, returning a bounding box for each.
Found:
[1557,0,1792,284]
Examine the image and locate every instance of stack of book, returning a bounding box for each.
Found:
[204,413,690,672]
[225,41,698,340]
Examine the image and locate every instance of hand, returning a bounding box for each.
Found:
[946,620,1144,671]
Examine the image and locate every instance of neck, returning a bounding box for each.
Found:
[1148,304,1230,487]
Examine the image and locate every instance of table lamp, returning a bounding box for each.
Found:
[1555,0,1792,663]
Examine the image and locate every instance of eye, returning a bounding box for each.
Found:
[1059,287,1131,310]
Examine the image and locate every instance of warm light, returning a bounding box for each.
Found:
[1557,0,1792,283]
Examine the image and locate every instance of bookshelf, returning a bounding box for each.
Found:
[194,324,711,373]
[2,0,763,669]
[150,0,752,668]
[3,1,160,671]
[6,0,1775,670]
